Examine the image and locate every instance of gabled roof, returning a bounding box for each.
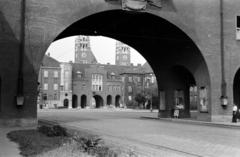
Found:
[42,55,60,67]
[142,62,154,73]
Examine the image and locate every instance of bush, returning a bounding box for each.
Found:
[52,125,68,136]
[38,125,68,137]
[72,135,118,157]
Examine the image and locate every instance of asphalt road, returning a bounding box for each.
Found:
[38,109,240,157]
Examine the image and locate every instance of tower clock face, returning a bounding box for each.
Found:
[82,52,87,58]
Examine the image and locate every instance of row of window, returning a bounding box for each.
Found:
[43,83,58,90]
[43,70,58,78]
[42,93,58,100]
[116,47,130,52]
[92,84,103,91]
[128,76,141,83]
[92,74,103,81]
[108,85,121,92]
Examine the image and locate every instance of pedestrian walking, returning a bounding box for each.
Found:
[232,104,238,123]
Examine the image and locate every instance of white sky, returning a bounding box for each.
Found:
[46,36,146,65]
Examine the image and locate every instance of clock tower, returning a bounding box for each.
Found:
[75,36,97,64]
[115,41,131,66]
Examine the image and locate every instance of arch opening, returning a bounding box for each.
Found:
[233,69,240,108]
[63,99,69,108]
[41,9,211,120]
[115,95,121,107]
[169,65,197,118]
[93,95,104,108]
[81,95,87,108]
[72,95,78,108]
[107,95,112,106]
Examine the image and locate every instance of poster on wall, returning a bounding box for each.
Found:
[159,91,166,110]
[199,86,208,112]
[174,90,185,109]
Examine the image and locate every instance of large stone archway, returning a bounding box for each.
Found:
[52,10,211,120]
[1,0,235,125]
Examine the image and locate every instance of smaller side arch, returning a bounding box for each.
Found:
[0,77,1,112]
[115,95,121,107]
[107,95,112,106]
[81,95,87,108]
[72,95,78,108]
[233,68,240,108]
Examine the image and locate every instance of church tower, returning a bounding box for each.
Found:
[115,41,131,66]
[75,36,97,64]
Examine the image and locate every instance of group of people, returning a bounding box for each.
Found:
[232,104,240,123]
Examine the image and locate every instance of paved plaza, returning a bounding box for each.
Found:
[38,109,240,157]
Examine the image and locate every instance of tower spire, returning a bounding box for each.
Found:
[115,41,131,66]
[75,36,97,64]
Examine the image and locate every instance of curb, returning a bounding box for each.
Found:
[141,117,240,129]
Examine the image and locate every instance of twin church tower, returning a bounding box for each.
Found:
[74,36,131,66]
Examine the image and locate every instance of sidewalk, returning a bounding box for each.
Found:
[0,127,23,157]
[141,116,240,129]
[39,108,159,113]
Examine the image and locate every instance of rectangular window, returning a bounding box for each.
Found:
[92,74,103,91]
[53,84,58,90]
[128,86,132,93]
[128,96,132,101]
[236,16,240,40]
[151,76,155,83]
[54,71,58,78]
[43,83,48,90]
[128,76,132,82]
[43,70,48,78]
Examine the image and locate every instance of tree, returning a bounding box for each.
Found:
[135,92,146,108]
[144,87,159,109]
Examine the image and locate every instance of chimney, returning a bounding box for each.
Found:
[137,63,141,67]
[131,63,134,66]
[107,63,110,65]
[47,52,50,56]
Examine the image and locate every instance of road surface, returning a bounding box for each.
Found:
[38,109,240,157]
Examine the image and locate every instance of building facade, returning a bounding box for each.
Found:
[72,63,124,108]
[3,0,240,125]
[38,54,61,109]
[59,62,73,108]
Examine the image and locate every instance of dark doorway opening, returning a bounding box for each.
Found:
[233,69,240,108]
[72,95,78,108]
[63,99,69,108]
[93,95,104,108]
[115,95,121,107]
[81,95,87,108]
[107,95,112,105]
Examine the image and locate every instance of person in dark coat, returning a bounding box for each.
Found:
[232,104,238,123]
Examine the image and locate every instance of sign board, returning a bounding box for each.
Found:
[199,86,208,112]
[122,0,147,11]
[159,91,166,110]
